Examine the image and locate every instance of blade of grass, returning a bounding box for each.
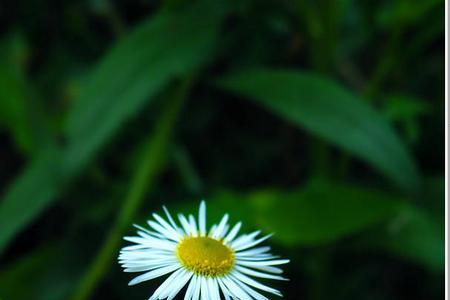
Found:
[69,77,193,300]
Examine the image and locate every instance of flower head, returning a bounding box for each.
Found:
[118,201,289,299]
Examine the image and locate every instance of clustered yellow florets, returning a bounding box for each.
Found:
[176,236,235,277]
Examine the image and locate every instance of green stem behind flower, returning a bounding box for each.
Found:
[69,77,193,300]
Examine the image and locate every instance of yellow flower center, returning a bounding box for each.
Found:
[176,236,235,277]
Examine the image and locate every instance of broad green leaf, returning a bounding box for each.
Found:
[217,69,420,192]
[0,1,226,255]
[193,181,404,246]
[64,0,226,174]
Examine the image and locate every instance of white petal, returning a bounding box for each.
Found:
[216,278,232,300]
[212,214,229,239]
[153,213,182,239]
[229,274,268,300]
[198,201,206,236]
[189,215,199,237]
[184,274,197,300]
[237,259,290,267]
[168,271,193,300]
[221,276,252,300]
[128,264,180,286]
[224,222,241,244]
[209,225,217,237]
[231,231,260,249]
[250,265,284,274]
[200,276,209,300]
[237,255,279,261]
[163,206,183,235]
[149,268,184,300]
[236,246,271,257]
[235,265,288,280]
[192,275,201,300]
[222,224,230,237]
[234,234,272,252]
[123,236,176,251]
[231,271,282,296]
[178,213,194,236]
[148,220,180,242]
[133,224,165,239]
[207,277,220,300]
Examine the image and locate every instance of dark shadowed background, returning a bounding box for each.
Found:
[0,0,445,299]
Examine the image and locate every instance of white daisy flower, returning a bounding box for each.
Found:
[118,201,289,300]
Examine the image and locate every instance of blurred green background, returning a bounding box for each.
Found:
[0,0,445,299]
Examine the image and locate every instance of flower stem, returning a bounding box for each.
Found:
[69,76,193,300]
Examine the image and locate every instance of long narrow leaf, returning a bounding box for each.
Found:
[217,69,421,192]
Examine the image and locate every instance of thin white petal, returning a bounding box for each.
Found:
[221,276,252,300]
[212,214,229,239]
[123,236,176,251]
[189,215,199,237]
[128,264,180,286]
[199,201,206,236]
[235,265,288,280]
[178,213,194,236]
[236,246,271,257]
[231,271,282,296]
[250,265,284,274]
[237,259,290,267]
[147,220,180,242]
[184,275,197,300]
[192,275,201,300]
[217,278,232,300]
[234,234,272,252]
[200,276,209,300]
[153,213,181,239]
[149,268,184,300]
[224,222,241,244]
[229,274,268,300]
[231,231,261,249]
[168,271,193,300]
[163,206,183,235]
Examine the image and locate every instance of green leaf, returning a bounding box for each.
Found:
[64,1,226,174]
[0,242,83,300]
[0,33,33,155]
[0,146,65,252]
[201,181,443,271]
[383,95,430,144]
[0,1,226,255]
[379,205,444,272]
[0,245,56,299]
[217,69,420,192]
[377,0,443,28]
[203,180,404,246]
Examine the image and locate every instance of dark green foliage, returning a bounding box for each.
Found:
[0,0,444,299]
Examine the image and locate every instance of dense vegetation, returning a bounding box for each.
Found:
[0,0,445,299]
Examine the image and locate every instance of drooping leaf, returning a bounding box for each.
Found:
[217,69,421,192]
[64,0,227,174]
